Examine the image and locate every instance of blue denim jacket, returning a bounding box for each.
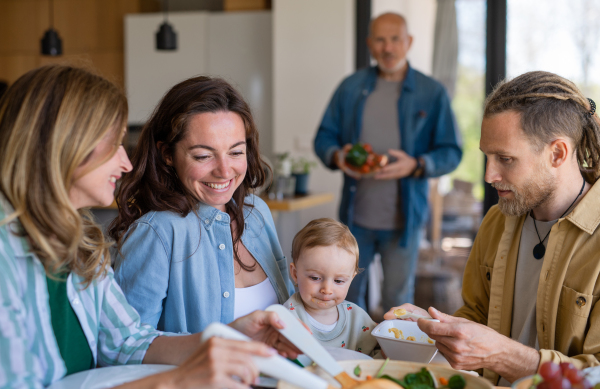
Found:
[314,65,462,246]
[113,194,294,333]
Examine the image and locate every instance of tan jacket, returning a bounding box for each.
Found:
[455,180,600,384]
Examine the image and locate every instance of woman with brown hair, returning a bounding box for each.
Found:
[0,65,298,388]
[109,76,294,334]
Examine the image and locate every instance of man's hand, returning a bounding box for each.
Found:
[417,307,540,383]
[228,310,301,359]
[334,144,363,179]
[383,303,431,322]
[374,149,417,180]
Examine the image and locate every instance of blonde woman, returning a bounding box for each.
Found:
[0,65,298,389]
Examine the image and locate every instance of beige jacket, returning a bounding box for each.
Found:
[455,180,600,384]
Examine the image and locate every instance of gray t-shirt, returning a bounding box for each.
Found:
[498,214,556,386]
[353,77,402,230]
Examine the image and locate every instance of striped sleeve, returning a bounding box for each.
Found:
[0,231,45,389]
[94,269,162,367]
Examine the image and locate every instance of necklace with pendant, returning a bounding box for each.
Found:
[532,178,585,260]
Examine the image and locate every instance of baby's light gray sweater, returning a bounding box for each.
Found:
[284,293,380,356]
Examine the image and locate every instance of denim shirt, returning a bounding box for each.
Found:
[313,65,462,246]
[113,194,294,334]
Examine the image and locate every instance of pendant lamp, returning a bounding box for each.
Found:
[156,0,177,51]
[41,0,62,56]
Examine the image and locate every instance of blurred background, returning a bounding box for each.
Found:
[1,0,599,317]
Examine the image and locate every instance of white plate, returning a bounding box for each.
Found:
[48,364,176,389]
[47,348,371,389]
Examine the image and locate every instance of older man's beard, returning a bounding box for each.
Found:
[378,56,407,74]
[492,165,556,217]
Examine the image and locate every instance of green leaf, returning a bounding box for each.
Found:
[448,374,467,389]
[380,374,405,387]
[354,364,362,377]
[345,143,369,167]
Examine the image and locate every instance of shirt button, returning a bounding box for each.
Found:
[219,244,225,250]
[216,215,222,221]
[72,298,80,305]
[204,219,209,224]
[223,291,230,298]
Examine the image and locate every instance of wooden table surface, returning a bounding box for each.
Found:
[260,192,335,212]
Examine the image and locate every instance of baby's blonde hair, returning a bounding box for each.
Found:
[291,218,360,274]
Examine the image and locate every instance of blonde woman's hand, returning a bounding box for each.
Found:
[162,336,275,389]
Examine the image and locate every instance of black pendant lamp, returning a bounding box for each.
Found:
[156,0,177,51]
[41,0,62,56]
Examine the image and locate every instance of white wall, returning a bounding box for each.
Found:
[125,11,273,157]
[372,0,437,75]
[272,0,355,225]
[125,12,209,124]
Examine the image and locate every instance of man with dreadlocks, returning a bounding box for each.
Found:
[384,71,600,385]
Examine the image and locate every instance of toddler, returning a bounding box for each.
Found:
[285,218,379,356]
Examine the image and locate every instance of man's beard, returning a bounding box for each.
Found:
[492,165,556,217]
[378,56,407,74]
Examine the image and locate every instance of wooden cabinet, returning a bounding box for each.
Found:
[0,0,157,86]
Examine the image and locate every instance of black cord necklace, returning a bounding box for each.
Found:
[532,178,585,259]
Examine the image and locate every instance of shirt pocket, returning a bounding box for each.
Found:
[558,285,594,318]
[556,286,597,351]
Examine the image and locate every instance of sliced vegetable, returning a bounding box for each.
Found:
[375,358,391,379]
[381,375,404,386]
[439,377,449,386]
[448,375,467,389]
[354,364,362,377]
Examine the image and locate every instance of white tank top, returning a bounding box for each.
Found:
[233,278,279,320]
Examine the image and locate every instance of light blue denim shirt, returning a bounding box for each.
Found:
[113,194,294,334]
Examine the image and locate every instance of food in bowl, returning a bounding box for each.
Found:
[344,143,388,175]
[277,360,493,389]
[372,320,438,363]
[387,327,433,344]
[352,361,467,389]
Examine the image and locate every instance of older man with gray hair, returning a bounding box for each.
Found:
[314,13,462,312]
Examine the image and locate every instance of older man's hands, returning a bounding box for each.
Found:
[374,149,417,180]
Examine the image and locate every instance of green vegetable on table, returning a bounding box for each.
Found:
[378,367,466,389]
[447,374,466,389]
[345,143,369,167]
[354,364,362,377]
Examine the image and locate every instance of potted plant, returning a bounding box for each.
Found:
[292,157,317,195]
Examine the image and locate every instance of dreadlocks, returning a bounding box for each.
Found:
[484,71,600,183]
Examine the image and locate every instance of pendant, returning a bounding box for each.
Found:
[533,243,546,260]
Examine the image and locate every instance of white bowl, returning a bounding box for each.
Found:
[371,319,438,363]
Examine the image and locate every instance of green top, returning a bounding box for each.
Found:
[46,272,94,375]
